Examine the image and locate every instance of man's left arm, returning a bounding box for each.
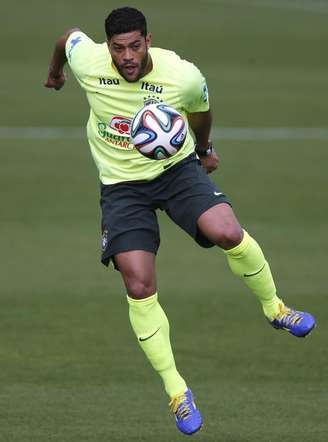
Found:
[188,110,219,174]
[44,28,81,91]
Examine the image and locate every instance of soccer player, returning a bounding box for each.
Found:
[45,7,315,436]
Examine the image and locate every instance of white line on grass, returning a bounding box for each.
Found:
[0,127,85,140]
[212,127,328,140]
[1,127,328,141]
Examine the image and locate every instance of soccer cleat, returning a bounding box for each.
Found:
[169,388,202,435]
[269,303,316,337]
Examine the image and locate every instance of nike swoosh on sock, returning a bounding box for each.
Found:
[139,327,161,342]
[244,263,266,278]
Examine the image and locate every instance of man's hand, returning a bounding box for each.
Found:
[199,148,220,174]
[44,71,66,90]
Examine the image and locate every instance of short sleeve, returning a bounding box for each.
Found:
[65,31,96,78]
[181,60,210,113]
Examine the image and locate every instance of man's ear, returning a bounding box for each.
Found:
[145,33,152,49]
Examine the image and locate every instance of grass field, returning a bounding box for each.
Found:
[1,1,327,441]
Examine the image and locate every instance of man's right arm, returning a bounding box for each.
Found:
[44,28,80,90]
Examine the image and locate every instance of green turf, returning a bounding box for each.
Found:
[1,0,327,440]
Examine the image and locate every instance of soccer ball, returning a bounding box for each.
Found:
[130,103,187,160]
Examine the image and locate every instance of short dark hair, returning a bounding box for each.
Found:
[105,7,147,40]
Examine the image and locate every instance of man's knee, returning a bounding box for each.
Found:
[125,276,156,299]
[197,203,243,249]
[212,225,244,250]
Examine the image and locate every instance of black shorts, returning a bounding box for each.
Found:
[100,153,230,268]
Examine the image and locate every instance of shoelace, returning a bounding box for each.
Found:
[169,393,191,421]
[276,304,302,326]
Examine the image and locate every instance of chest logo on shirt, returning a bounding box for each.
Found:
[110,116,132,134]
[99,77,120,86]
[141,81,163,94]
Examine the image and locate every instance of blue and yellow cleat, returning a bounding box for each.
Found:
[270,303,316,338]
[169,388,203,435]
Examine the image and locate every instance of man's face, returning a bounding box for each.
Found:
[107,30,152,82]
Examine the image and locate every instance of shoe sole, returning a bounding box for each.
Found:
[273,322,316,338]
[181,423,203,436]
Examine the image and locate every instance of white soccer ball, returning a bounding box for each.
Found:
[130,103,187,160]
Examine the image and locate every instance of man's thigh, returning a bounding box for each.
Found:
[115,250,157,299]
[100,182,160,268]
[164,157,231,248]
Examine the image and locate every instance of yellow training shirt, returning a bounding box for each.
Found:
[65,31,209,184]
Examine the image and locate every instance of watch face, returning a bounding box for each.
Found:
[204,145,213,156]
[195,141,212,157]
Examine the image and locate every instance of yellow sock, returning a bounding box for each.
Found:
[224,230,281,320]
[127,293,187,397]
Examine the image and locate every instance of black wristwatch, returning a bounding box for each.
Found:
[195,141,213,157]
